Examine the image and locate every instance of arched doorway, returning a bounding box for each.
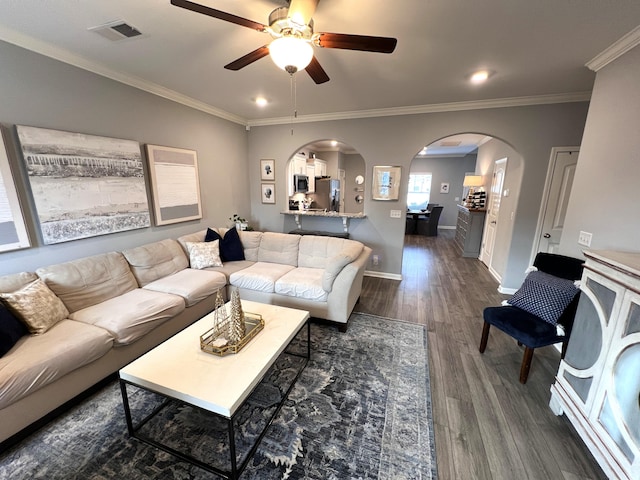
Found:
[405,133,523,286]
[286,140,365,214]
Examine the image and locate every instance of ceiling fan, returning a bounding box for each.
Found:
[170,0,397,84]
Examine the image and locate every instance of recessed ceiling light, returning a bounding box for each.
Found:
[470,70,490,84]
[330,140,338,147]
[255,97,268,107]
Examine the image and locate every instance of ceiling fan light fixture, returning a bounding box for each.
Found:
[269,36,313,74]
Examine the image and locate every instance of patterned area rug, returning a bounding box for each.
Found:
[0,313,436,480]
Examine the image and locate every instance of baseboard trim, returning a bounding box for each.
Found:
[498,285,518,294]
[364,270,402,281]
[438,226,456,230]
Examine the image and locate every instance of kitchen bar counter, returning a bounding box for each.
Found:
[281,210,366,232]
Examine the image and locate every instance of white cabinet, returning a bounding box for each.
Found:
[292,154,307,175]
[550,250,640,480]
[306,165,316,192]
[314,159,327,177]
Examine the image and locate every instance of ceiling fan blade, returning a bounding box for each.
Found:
[170,0,266,32]
[224,46,270,71]
[316,32,397,53]
[288,0,319,26]
[305,56,330,84]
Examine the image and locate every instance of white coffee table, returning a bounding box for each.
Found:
[119,300,310,479]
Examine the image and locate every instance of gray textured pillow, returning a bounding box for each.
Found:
[0,279,69,334]
[187,240,223,269]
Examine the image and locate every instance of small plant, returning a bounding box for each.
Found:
[229,214,246,224]
[229,214,253,231]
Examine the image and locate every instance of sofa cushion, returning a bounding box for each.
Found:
[177,229,207,255]
[0,303,28,357]
[205,227,245,262]
[122,239,189,287]
[0,279,69,335]
[230,262,295,293]
[238,230,263,262]
[0,319,113,409]
[203,260,256,281]
[275,267,328,302]
[322,243,365,292]
[143,268,226,307]
[258,232,300,266]
[0,271,38,293]
[69,289,185,346]
[298,237,364,269]
[186,240,223,269]
[36,252,138,313]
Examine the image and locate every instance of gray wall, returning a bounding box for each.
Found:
[248,104,589,285]
[476,140,523,284]
[342,153,365,214]
[409,154,478,227]
[0,41,249,275]
[560,45,640,256]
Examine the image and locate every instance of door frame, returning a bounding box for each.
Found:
[480,157,507,282]
[530,146,580,263]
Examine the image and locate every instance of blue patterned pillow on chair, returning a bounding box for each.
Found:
[509,270,579,325]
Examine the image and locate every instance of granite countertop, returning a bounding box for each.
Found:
[281,210,366,218]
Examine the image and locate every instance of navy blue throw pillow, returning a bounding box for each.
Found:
[0,302,28,357]
[205,228,245,262]
[509,270,579,325]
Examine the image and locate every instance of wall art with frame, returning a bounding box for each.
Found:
[16,125,150,245]
[0,129,30,252]
[145,144,202,225]
[261,183,275,204]
[261,159,275,181]
[372,165,402,201]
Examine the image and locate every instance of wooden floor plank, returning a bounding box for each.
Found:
[355,231,607,479]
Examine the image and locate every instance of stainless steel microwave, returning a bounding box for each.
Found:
[293,174,309,193]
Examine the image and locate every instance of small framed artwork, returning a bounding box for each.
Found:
[372,165,401,201]
[261,159,275,181]
[146,144,202,226]
[261,183,275,204]
[440,182,450,194]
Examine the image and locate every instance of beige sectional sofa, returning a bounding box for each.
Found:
[0,228,370,445]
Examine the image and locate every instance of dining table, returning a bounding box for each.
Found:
[406,209,430,234]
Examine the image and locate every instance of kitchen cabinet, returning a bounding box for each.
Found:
[550,250,640,480]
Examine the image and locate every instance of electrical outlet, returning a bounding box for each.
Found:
[390,210,402,218]
[372,255,379,266]
[578,231,592,247]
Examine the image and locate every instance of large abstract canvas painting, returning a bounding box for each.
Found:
[145,144,202,225]
[0,131,30,252]
[16,126,150,245]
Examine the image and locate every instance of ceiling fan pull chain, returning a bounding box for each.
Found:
[290,73,295,135]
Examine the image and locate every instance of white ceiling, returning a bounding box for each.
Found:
[0,1,639,125]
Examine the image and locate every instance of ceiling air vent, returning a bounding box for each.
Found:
[88,20,143,42]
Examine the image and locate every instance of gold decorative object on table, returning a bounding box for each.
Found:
[200,288,264,356]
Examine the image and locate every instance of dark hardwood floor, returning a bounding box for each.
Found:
[355,230,607,480]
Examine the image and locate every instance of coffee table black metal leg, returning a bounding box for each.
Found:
[119,379,134,436]
[228,418,238,479]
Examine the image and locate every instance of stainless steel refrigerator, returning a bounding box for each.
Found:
[313,178,341,212]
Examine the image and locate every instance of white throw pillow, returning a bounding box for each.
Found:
[186,240,223,269]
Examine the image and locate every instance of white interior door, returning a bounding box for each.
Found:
[480,158,507,273]
[536,149,579,254]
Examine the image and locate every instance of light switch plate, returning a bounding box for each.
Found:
[390,210,402,218]
[578,231,592,247]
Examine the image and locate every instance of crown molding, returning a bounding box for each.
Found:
[586,25,640,72]
[0,25,593,129]
[0,25,247,126]
[247,91,592,127]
